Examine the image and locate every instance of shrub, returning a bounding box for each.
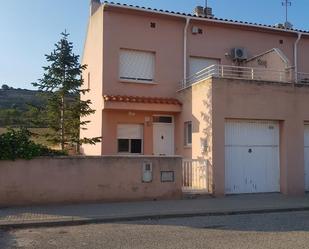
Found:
[0,128,66,160]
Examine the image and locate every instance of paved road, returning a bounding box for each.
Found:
[2,211,309,249]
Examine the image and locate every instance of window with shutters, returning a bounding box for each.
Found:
[119,49,155,83]
[117,124,143,154]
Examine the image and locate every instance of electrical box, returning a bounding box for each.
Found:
[142,162,153,183]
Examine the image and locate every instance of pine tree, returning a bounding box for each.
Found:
[33,31,100,152]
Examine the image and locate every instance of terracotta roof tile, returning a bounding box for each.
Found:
[103,95,182,105]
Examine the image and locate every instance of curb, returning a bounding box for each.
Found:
[1,206,309,230]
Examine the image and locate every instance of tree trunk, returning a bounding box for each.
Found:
[76,131,80,155]
[60,95,65,151]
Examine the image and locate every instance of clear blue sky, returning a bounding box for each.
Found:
[0,0,308,90]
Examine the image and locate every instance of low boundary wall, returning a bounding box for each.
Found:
[0,156,182,207]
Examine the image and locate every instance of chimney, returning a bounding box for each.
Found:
[194,6,205,16]
[194,6,214,18]
[284,21,293,29]
[90,0,101,16]
[204,7,214,18]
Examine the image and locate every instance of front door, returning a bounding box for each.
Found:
[153,116,174,155]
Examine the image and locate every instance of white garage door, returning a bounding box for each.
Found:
[225,120,280,194]
[304,124,309,191]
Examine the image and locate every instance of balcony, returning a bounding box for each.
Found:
[180,64,309,90]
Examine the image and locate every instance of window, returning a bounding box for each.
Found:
[118,139,129,152]
[189,57,220,77]
[117,124,143,154]
[152,116,173,124]
[119,49,155,83]
[184,121,192,146]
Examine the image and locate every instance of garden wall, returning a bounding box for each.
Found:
[0,156,182,207]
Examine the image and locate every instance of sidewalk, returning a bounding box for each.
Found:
[1,193,309,229]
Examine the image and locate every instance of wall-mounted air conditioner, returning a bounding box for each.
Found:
[231,48,248,61]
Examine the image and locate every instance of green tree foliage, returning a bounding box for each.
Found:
[0,128,66,160]
[1,84,9,90]
[33,31,100,152]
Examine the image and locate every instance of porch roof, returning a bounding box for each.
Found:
[103,95,182,105]
[103,95,182,113]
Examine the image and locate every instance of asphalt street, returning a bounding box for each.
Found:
[2,211,309,249]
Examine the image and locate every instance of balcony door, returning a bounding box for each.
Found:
[189,57,220,77]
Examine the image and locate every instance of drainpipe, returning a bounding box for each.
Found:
[294,32,302,83]
[183,18,191,85]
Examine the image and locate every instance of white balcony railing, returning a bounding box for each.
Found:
[180,64,294,89]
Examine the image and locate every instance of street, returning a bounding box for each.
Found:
[1,211,309,249]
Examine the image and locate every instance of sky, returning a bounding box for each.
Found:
[0,0,308,90]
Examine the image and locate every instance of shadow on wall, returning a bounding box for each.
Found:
[200,83,213,192]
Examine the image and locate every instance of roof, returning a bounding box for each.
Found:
[103,1,309,35]
[103,95,182,105]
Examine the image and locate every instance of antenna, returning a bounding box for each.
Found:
[282,0,292,24]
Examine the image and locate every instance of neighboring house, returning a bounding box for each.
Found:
[81,0,309,196]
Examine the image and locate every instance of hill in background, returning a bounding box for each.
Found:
[0,84,47,127]
[0,85,45,111]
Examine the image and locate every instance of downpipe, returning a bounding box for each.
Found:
[183,18,190,86]
[294,32,302,84]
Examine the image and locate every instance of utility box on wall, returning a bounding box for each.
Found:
[142,161,153,182]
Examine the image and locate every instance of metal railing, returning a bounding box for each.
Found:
[182,159,212,194]
[180,64,294,89]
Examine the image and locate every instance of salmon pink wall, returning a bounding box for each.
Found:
[0,156,182,206]
[211,78,309,196]
[81,7,104,155]
[81,4,309,157]
[188,22,298,67]
[103,8,184,98]
[102,110,179,155]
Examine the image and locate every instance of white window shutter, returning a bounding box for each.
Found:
[189,57,219,77]
[117,124,143,139]
[119,49,155,81]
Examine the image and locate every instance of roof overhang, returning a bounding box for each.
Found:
[103,95,182,113]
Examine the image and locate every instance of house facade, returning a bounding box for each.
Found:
[81,0,309,196]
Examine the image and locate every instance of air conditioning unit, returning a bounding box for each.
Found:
[231,48,248,61]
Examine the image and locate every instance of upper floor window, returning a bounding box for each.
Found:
[189,57,220,77]
[119,49,155,83]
